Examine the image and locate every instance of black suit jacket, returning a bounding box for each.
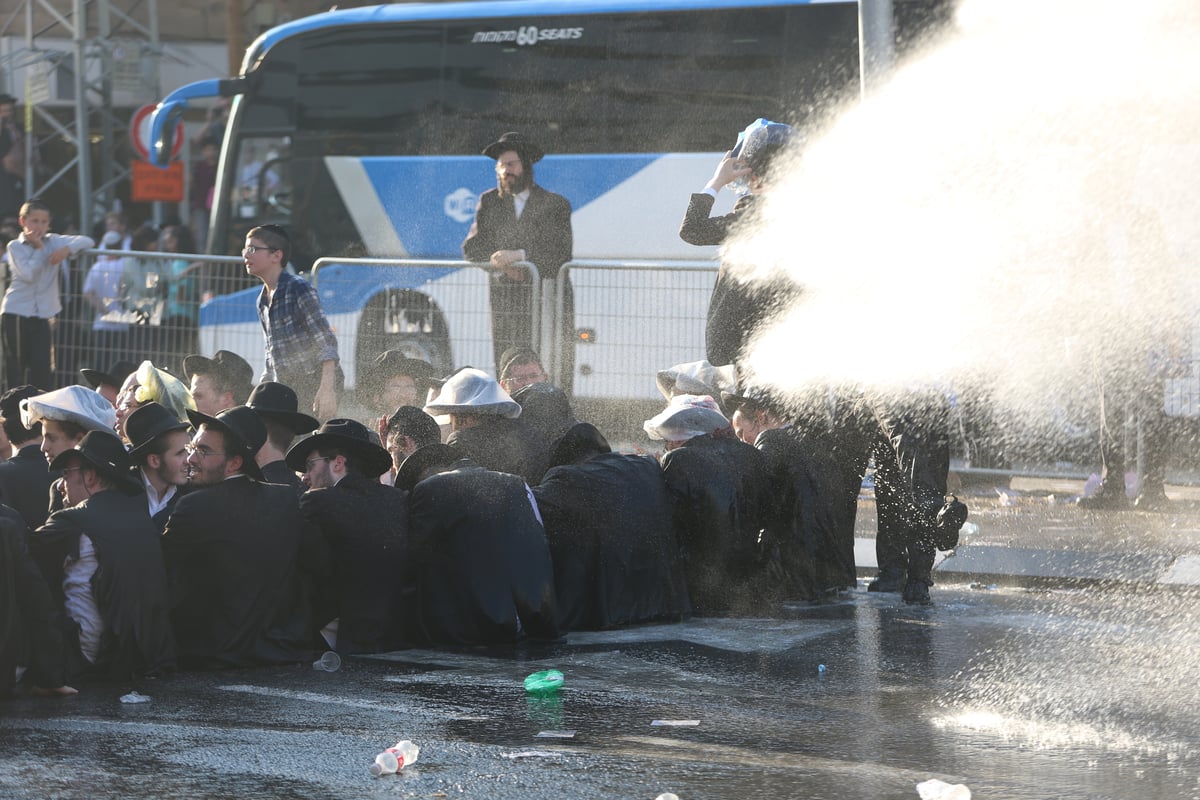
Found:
[32,490,176,678]
[0,443,55,531]
[300,473,407,654]
[534,452,690,630]
[161,475,317,668]
[407,463,558,645]
[462,183,573,279]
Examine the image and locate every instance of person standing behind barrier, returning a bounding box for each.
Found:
[679,120,798,368]
[462,132,574,388]
[1,200,93,390]
[244,224,341,421]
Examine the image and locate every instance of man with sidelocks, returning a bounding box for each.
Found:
[463,132,574,387]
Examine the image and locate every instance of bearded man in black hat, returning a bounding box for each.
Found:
[160,406,317,667]
[287,418,407,654]
[462,131,574,388]
[31,431,176,681]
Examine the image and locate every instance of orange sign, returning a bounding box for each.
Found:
[131,159,184,203]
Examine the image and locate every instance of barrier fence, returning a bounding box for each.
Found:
[9,248,1198,476]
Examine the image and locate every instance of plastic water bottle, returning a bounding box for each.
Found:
[312,651,341,672]
[656,794,681,800]
[368,739,420,776]
[916,779,971,800]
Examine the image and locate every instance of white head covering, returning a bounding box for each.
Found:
[21,385,117,433]
[656,360,738,403]
[423,368,521,419]
[643,394,730,442]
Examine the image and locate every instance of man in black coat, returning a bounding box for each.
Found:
[647,395,775,615]
[533,423,690,631]
[462,131,574,384]
[678,122,800,367]
[125,402,192,533]
[0,385,55,531]
[397,444,558,646]
[288,418,407,654]
[1,504,72,696]
[726,389,858,601]
[32,432,176,681]
[246,381,318,496]
[162,406,316,668]
[426,368,548,485]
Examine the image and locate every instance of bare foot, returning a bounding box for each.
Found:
[31,685,78,697]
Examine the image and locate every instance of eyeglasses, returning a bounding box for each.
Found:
[185,445,226,459]
[59,466,85,475]
[242,244,277,256]
[305,456,332,471]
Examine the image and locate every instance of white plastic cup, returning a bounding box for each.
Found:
[313,651,341,672]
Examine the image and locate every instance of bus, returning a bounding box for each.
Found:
[150,0,949,413]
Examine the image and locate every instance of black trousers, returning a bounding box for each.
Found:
[489,275,575,393]
[2,313,52,390]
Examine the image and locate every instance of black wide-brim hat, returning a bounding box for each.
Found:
[366,351,440,394]
[482,131,544,163]
[548,422,611,469]
[284,418,393,478]
[186,405,266,480]
[79,360,138,391]
[246,382,319,434]
[126,402,190,458]
[395,443,462,492]
[182,350,255,388]
[50,430,143,495]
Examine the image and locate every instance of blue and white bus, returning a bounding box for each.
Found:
[151,0,947,408]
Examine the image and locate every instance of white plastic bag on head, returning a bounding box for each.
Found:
[729,118,795,195]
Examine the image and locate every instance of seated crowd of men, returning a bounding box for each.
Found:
[1,346,948,696]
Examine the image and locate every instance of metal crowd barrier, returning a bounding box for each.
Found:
[49,248,246,389]
[311,257,536,397]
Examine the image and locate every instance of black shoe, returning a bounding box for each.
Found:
[902,580,932,605]
[1133,490,1171,511]
[868,570,905,593]
[1076,491,1129,510]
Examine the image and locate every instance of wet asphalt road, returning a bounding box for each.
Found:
[3,582,1198,800]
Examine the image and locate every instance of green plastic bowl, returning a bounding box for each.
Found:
[523,669,564,695]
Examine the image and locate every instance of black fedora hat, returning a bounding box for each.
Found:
[285,418,393,477]
[246,382,319,434]
[482,131,544,163]
[182,350,255,388]
[186,405,266,480]
[369,351,439,390]
[79,360,137,391]
[548,422,611,469]
[126,402,190,458]
[395,443,462,492]
[50,430,142,495]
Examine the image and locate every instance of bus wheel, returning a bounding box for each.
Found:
[354,289,453,401]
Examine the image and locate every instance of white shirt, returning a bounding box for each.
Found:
[141,470,178,519]
[63,534,104,664]
[512,188,531,220]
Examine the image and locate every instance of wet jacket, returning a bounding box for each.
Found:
[32,490,176,679]
[406,461,558,645]
[756,425,858,599]
[300,473,408,654]
[162,475,317,668]
[679,192,798,367]
[0,505,65,692]
[534,452,691,630]
[660,433,774,615]
[447,416,548,485]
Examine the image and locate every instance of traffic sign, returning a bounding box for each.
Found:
[130,103,183,162]
[131,160,184,202]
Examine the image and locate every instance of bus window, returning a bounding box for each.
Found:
[231,137,289,221]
